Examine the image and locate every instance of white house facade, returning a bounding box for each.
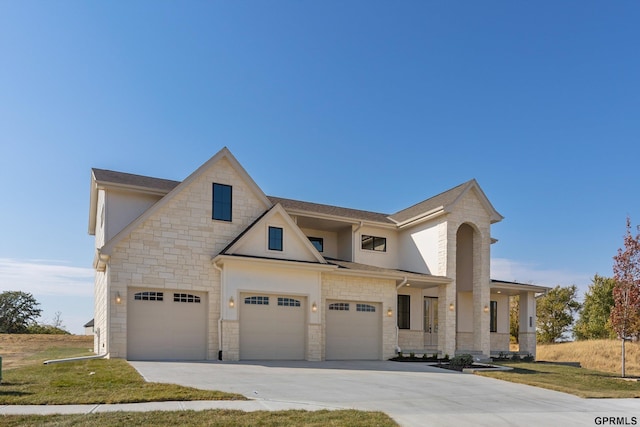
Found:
[88,147,546,361]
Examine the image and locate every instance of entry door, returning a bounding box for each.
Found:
[424,297,438,347]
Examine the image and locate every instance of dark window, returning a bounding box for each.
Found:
[134,291,164,301]
[212,183,232,221]
[244,296,269,305]
[173,293,201,303]
[490,300,498,332]
[356,303,376,312]
[397,295,410,329]
[277,297,301,307]
[268,226,283,251]
[309,236,323,252]
[362,235,386,252]
[329,302,349,311]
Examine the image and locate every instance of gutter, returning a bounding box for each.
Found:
[44,353,107,365]
[213,261,224,360]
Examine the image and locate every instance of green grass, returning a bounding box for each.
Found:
[0,358,245,404]
[477,362,640,398]
[0,409,398,427]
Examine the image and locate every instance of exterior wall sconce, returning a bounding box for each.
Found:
[484,305,489,313]
[449,303,455,312]
[228,297,235,308]
[387,307,393,317]
[115,292,122,304]
[311,302,318,312]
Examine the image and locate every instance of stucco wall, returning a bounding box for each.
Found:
[354,226,398,269]
[93,269,108,355]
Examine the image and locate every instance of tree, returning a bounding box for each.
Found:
[610,217,640,377]
[574,275,616,340]
[510,295,519,344]
[0,291,42,333]
[536,285,581,344]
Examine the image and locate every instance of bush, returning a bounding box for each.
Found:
[511,352,521,361]
[27,324,70,335]
[522,353,534,362]
[449,354,474,371]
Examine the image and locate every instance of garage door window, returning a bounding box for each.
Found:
[329,302,350,311]
[174,293,201,303]
[277,297,300,307]
[356,303,376,312]
[134,291,164,301]
[244,296,269,305]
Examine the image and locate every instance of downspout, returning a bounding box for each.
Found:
[213,261,224,360]
[395,277,408,354]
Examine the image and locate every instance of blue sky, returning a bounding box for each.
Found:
[1,2,639,334]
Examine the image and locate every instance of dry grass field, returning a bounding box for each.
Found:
[536,339,640,377]
[0,334,93,369]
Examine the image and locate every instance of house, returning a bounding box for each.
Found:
[88,147,547,361]
[83,318,94,335]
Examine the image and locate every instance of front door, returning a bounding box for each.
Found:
[424,297,438,348]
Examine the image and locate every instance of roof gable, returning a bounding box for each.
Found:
[222,204,326,264]
[390,179,503,226]
[100,147,272,256]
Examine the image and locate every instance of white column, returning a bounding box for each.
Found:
[518,292,537,357]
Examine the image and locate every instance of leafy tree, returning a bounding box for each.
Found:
[536,285,581,344]
[0,291,42,333]
[510,295,519,344]
[610,218,640,377]
[574,275,616,340]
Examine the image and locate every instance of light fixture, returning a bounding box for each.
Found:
[484,305,489,313]
[311,302,318,312]
[229,297,235,308]
[387,307,393,317]
[115,292,122,304]
[449,302,455,312]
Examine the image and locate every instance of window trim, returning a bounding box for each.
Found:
[361,234,387,252]
[268,226,283,251]
[212,183,232,222]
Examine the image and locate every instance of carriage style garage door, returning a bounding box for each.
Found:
[325,300,381,360]
[127,288,207,360]
[239,294,306,360]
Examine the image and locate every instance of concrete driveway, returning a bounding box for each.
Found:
[131,360,639,427]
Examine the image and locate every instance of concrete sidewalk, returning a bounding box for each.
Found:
[0,399,340,415]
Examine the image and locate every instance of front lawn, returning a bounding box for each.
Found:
[0,358,245,404]
[476,362,640,398]
[1,409,398,427]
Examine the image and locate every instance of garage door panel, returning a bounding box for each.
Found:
[239,294,305,360]
[127,289,207,361]
[326,301,381,360]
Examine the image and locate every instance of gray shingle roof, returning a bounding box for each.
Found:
[92,168,180,193]
[92,168,481,226]
[389,180,472,224]
[267,196,394,224]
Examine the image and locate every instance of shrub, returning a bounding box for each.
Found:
[422,353,428,360]
[522,353,534,362]
[409,352,415,358]
[397,351,404,359]
[511,352,521,361]
[449,354,474,371]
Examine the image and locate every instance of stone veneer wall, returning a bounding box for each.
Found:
[106,158,268,359]
[490,333,510,353]
[321,274,396,360]
[93,269,108,355]
[398,330,424,351]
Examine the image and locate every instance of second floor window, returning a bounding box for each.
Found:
[212,183,232,221]
[309,236,323,252]
[362,235,386,252]
[268,226,283,251]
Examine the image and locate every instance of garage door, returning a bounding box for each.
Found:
[239,294,305,360]
[127,288,207,360]
[326,301,381,360]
